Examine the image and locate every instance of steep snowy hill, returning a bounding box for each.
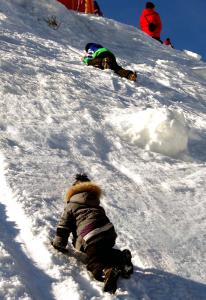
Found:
[1,0,206,299]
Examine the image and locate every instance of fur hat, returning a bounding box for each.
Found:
[64,181,102,202]
[146,2,155,9]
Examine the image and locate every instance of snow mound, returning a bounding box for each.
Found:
[108,107,189,157]
[183,50,202,61]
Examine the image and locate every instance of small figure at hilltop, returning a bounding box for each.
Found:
[163,38,174,48]
[51,173,133,294]
[140,2,162,43]
[82,43,137,81]
[94,1,103,16]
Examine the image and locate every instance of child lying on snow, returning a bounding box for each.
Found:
[52,173,133,294]
[82,43,137,81]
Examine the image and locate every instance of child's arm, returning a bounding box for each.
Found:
[52,207,73,252]
[82,50,94,65]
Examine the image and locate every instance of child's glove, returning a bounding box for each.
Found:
[51,240,68,254]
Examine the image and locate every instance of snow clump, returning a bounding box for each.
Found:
[108,107,189,157]
[183,50,202,61]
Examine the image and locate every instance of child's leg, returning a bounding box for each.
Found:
[103,248,133,278]
[86,244,108,281]
[115,68,137,81]
[87,57,104,69]
[85,238,116,281]
[85,240,133,281]
[85,243,120,294]
[99,53,137,81]
[97,52,119,70]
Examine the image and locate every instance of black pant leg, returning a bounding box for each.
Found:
[152,37,163,44]
[87,57,104,69]
[99,52,135,79]
[85,239,117,281]
[85,247,125,281]
[86,244,108,281]
[97,52,121,72]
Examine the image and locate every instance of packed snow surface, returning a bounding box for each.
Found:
[1,0,206,299]
[192,67,206,80]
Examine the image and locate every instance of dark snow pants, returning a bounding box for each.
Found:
[87,51,134,79]
[152,37,163,44]
[85,239,124,281]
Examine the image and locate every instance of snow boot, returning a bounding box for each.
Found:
[102,57,111,70]
[116,68,137,81]
[120,249,133,279]
[128,71,137,82]
[103,267,120,294]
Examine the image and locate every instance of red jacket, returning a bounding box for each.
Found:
[140,8,162,38]
[57,0,85,12]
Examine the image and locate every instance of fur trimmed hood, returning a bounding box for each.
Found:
[64,182,102,203]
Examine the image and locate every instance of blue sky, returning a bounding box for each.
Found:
[97,0,206,62]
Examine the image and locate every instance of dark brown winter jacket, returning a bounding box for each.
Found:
[54,182,117,252]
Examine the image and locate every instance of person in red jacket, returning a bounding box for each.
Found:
[140,2,162,43]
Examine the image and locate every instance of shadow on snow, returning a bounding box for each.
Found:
[0,203,55,300]
[118,266,206,300]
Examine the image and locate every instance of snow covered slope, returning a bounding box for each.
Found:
[1,0,206,299]
[192,67,206,81]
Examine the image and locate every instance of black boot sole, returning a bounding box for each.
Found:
[103,268,119,294]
